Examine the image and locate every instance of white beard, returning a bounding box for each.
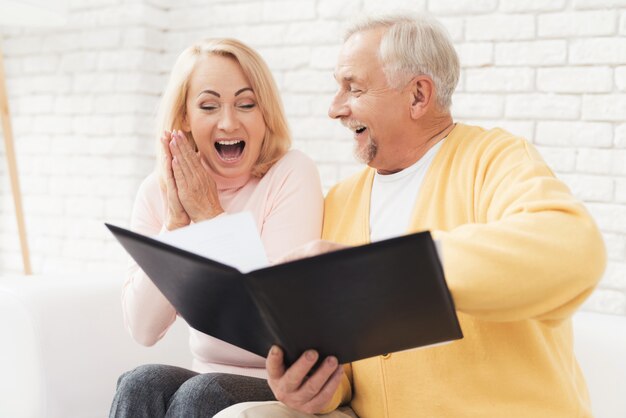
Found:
[354,134,378,164]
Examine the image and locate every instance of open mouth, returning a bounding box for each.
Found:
[215,139,246,162]
[353,126,368,139]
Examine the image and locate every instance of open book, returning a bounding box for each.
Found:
[106,212,462,366]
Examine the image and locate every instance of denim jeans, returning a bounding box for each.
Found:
[109,364,275,418]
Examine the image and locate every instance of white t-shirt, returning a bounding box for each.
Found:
[369,140,444,242]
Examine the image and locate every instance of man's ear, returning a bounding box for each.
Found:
[408,76,435,119]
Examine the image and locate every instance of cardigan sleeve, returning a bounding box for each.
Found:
[319,364,353,413]
[121,173,178,346]
[433,139,606,324]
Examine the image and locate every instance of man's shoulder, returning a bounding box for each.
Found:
[444,123,537,168]
[326,167,373,202]
[451,123,529,152]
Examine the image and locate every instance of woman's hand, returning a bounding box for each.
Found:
[161,130,191,230]
[169,130,224,222]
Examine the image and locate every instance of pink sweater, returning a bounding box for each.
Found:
[122,150,323,378]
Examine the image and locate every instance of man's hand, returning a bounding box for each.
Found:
[266,346,344,414]
[275,240,349,264]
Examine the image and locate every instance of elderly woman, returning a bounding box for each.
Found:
[109,38,323,418]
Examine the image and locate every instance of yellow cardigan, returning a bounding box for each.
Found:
[321,124,606,418]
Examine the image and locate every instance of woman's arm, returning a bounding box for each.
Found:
[121,173,178,346]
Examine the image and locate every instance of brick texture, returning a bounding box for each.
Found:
[0,0,625,316]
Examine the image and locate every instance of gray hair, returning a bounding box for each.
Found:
[344,13,460,110]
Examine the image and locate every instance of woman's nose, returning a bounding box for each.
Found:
[218,106,240,132]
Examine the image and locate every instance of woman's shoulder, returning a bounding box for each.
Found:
[134,171,166,214]
[257,150,322,195]
[130,171,166,232]
[266,149,319,177]
[137,171,161,197]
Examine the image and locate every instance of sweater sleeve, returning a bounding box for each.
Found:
[121,173,178,346]
[260,151,324,263]
[433,139,606,324]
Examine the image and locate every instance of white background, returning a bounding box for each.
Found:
[1,0,625,316]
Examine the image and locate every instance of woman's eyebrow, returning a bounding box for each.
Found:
[235,87,253,96]
[197,87,253,98]
[198,89,220,98]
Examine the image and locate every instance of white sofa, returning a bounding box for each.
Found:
[573,310,626,418]
[1,275,625,418]
[0,275,191,418]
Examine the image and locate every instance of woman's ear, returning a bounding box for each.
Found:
[409,76,435,120]
[181,114,191,132]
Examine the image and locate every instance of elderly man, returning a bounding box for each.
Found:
[216,12,606,418]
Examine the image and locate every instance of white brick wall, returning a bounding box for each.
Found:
[0,0,166,276]
[538,10,617,37]
[537,67,613,93]
[1,0,625,316]
[495,40,567,66]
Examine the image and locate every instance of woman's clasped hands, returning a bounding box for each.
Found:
[160,129,224,231]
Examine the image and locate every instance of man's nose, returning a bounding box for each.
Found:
[328,92,349,119]
[218,106,240,132]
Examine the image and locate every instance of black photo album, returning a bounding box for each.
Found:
[106,217,462,367]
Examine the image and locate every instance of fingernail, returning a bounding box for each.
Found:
[306,350,317,361]
[270,346,278,355]
[326,356,338,367]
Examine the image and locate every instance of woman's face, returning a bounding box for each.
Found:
[183,54,266,179]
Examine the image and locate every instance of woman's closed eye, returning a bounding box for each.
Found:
[237,101,257,110]
[199,103,219,111]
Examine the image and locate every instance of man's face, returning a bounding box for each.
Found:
[328,28,410,172]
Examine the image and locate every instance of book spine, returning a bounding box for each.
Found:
[244,276,296,363]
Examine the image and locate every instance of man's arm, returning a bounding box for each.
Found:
[434,140,606,323]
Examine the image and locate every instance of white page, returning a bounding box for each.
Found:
[154,211,269,273]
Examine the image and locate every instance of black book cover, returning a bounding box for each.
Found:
[106,223,463,366]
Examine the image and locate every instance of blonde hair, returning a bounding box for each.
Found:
[155,38,290,186]
[344,13,460,110]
